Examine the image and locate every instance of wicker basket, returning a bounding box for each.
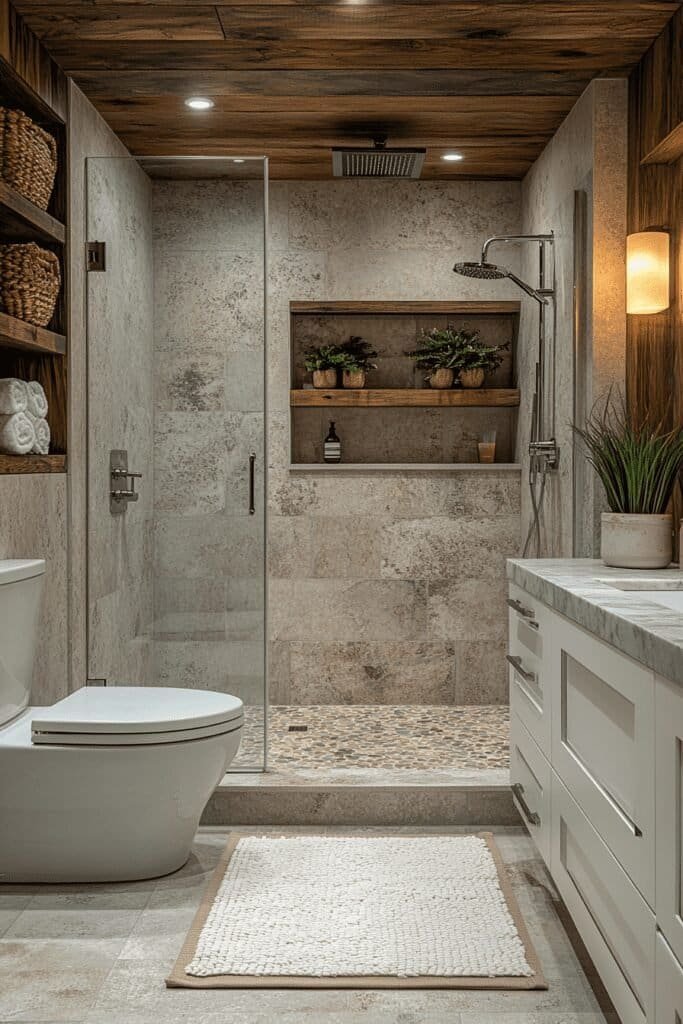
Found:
[0,243,61,327]
[0,107,57,210]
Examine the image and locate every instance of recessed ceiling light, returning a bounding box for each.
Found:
[185,97,214,111]
[232,158,245,164]
[442,153,464,162]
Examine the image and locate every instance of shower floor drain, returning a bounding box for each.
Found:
[288,725,308,733]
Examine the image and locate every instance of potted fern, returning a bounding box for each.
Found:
[453,334,508,388]
[407,326,507,389]
[303,345,345,389]
[339,335,378,389]
[574,393,683,568]
[406,326,463,388]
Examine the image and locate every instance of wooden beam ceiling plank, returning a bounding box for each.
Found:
[69,68,595,100]
[98,109,573,142]
[20,5,224,41]
[92,93,576,117]
[214,2,679,42]
[45,38,649,72]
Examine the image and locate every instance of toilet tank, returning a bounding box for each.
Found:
[0,559,45,728]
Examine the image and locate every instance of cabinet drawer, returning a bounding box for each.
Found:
[510,713,551,866]
[550,611,655,905]
[551,773,655,1024]
[655,931,683,1023]
[508,583,552,755]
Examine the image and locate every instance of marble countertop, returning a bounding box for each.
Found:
[506,558,683,686]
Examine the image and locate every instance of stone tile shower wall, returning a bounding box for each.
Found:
[150,178,521,706]
[152,180,265,703]
[269,181,523,705]
[87,156,155,684]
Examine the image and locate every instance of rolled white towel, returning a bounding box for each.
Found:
[26,380,48,419]
[0,378,28,415]
[27,412,50,455]
[0,412,36,455]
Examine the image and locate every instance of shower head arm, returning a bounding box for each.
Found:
[481,233,554,265]
[506,271,548,305]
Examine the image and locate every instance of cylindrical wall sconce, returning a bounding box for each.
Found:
[626,229,670,314]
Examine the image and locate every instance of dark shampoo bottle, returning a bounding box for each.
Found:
[323,421,342,463]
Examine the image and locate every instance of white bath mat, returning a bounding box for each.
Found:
[168,833,546,989]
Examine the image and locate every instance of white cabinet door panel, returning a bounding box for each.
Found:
[655,673,683,965]
[551,773,655,1024]
[510,712,551,866]
[550,611,655,904]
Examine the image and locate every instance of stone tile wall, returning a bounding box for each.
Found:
[268,181,524,705]
[519,80,627,558]
[86,156,155,684]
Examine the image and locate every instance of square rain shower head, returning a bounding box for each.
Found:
[332,146,426,179]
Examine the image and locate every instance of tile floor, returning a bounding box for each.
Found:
[233,704,510,770]
[0,826,616,1024]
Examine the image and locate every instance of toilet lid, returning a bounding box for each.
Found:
[31,686,244,746]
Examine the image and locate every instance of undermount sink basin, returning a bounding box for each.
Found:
[599,579,683,614]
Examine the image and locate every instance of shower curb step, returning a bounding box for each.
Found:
[202,770,518,827]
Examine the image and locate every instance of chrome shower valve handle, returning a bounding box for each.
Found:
[110,449,142,513]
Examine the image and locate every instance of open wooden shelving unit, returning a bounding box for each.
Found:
[0,6,68,474]
[291,387,520,408]
[0,179,65,246]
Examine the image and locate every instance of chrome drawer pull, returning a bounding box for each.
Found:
[507,597,539,629]
[512,783,541,826]
[506,654,537,685]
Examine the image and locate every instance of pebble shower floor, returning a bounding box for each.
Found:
[233,704,509,771]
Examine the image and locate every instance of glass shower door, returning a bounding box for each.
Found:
[86,155,268,770]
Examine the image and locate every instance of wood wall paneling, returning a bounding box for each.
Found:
[627,4,682,433]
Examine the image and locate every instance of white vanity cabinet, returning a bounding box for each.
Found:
[508,577,680,1024]
[655,932,683,1023]
[655,674,683,967]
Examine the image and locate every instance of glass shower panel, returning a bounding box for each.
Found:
[86,156,268,771]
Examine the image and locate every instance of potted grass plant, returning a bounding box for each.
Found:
[303,345,346,389]
[339,335,378,389]
[574,392,683,568]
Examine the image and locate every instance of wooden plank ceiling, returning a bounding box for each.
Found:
[12,0,682,179]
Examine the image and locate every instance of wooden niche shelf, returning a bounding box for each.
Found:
[290,300,521,466]
[291,387,520,408]
[0,4,69,474]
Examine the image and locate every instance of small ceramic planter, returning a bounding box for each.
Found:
[312,368,337,389]
[429,368,454,389]
[342,368,365,389]
[601,512,673,569]
[459,367,485,389]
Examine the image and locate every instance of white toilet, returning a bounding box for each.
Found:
[0,558,244,883]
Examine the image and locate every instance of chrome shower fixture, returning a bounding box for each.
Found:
[453,260,548,303]
[454,232,557,557]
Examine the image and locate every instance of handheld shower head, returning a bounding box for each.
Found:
[453,259,548,303]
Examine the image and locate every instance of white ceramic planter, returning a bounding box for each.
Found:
[601,512,672,569]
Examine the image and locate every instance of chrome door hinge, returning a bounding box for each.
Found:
[87,241,106,272]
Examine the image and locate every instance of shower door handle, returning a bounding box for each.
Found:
[248,452,256,515]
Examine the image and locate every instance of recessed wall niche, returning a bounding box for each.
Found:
[289,301,520,466]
